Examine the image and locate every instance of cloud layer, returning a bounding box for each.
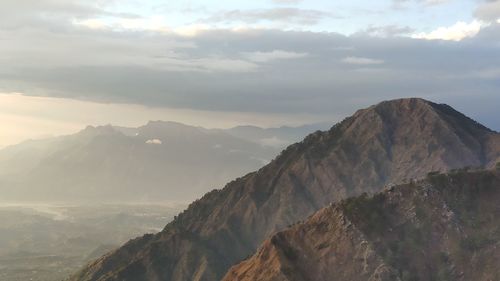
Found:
[1,0,499,139]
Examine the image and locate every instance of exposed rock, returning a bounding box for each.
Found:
[224,170,500,281]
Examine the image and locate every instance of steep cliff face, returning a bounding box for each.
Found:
[70,98,500,281]
[224,169,500,281]
[223,205,397,281]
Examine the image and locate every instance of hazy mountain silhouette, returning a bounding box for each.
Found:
[0,121,318,203]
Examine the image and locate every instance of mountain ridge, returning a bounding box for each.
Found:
[69,98,500,281]
[1,121,308,203]
[223,168,500,281]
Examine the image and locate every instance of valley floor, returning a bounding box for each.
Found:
[0,203,185,281]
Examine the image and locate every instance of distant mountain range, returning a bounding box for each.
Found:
[69,98,500,281]
[0,121,328,203]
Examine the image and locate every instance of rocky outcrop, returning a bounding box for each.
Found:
[224,169,500,281]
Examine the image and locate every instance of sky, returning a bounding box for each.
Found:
[1,0,500,147]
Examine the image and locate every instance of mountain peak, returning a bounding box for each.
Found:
[378,97,430,106]
[356,98,492,134]
[78,124,120,137]
[144,120,193,128]
[353,97,430,115]
[69,99,500,281]
[138,120,208,137]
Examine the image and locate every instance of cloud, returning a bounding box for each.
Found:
[74,16,171,32]
[474,0,500,22]
[342,56,385,65]
[393,0,449,7]
[461,67,500,80]
[244,50,309,62]
[272,0,303,4]
[74,16,215,38]
[146,139,162,145]
[361,25,414,37]
[1,1,500,135]
[0,0,131,30]
[3,24,500,122]
[423,0,449,4]
[203,8,335,25]
[411,20,485,41]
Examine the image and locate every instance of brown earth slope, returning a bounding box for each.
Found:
[69,98,500,281]
[224,169,500,281]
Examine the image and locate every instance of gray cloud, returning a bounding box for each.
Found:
[0,2,500,131]
[475,0,500,21]
[0,0,135,30]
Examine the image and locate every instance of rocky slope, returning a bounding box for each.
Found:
[69,98,500,281]
[224,169,500,281]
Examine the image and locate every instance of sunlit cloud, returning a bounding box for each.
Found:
[73,16,170,32]
[411,20,486,41]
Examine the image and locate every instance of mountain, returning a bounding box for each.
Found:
[224,168,500,281]
[0,121,286,203]
[69,98,500,281]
